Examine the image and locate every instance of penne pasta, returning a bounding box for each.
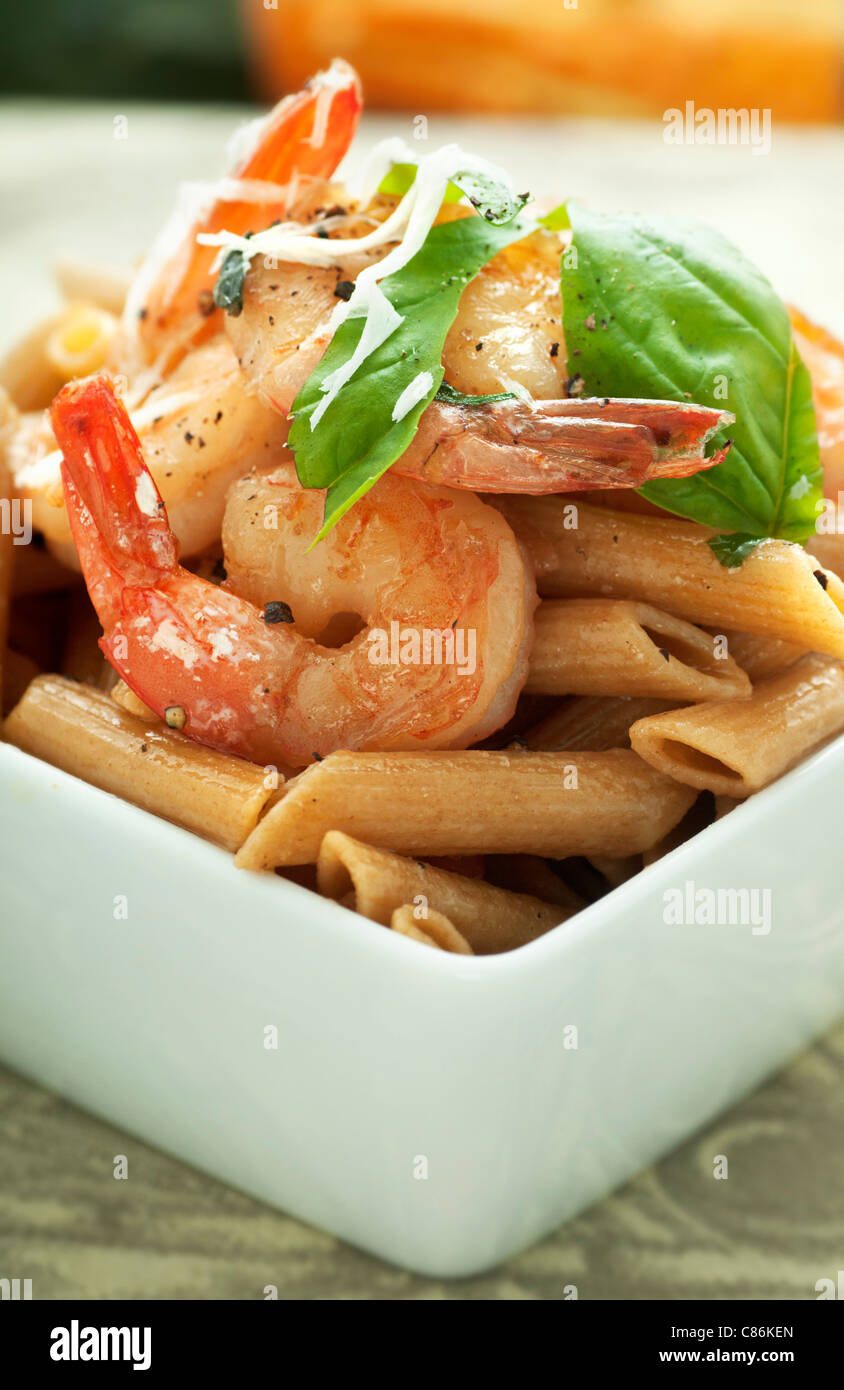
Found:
[316,830,563,953]
[0,312,67,411]
[44,303,118,381]
[53,256,133,315]
[526,598,751,701]
[236,748,697,868]
[630,656,844,797]
[524,695,679,751]
[494,496,844,657]
[4,675,276,851]
[483,853,588,913]
[715,630,806,682]
[389,904,474,954]
[641,793,715,866]
[2,647,39,714]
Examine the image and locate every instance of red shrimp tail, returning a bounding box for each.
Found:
[50,376,179,600]
[235,59,363,187]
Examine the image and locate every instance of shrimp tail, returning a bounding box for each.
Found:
[394,396,734,494]
[126,60,363,374]
[51,374,292,761]
[51,375,178,619]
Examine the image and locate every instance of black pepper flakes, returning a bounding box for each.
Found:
[549,341,560,358]
[263,600,294,624]
[333,280,354,301]
[565,374,585,397]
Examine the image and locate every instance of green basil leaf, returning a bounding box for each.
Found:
[540,203,570,232]
[289,213,534,541]
[707,533,762,568]
[561,203,822,551]
[213,247,249,316]
[377,163,528,225]
[435,381,516,406]
[378,163,463,203]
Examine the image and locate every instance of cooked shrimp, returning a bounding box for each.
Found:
[230,233,733,492]
[51,376,537,767]
[115,58,362,380]
[790,306,844,497]
[11,65,361,563]
[12,338,289,565]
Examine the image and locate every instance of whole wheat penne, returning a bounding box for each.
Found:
[630,657,844,797]
[4,675,275,851]
[494,496,844,657]
[0,312,66,410]
[587,854,641,887]
[316,830,563,953]
[484,853,587,913]
[236,749,697,869]
[44,303,118,381]
[389,904,474,954]
[524,695,679,751]
[641,794,715,866]
[53,256,132,315]
[526,599,751,701]
[714,630,806,681]
[2,647,39,714]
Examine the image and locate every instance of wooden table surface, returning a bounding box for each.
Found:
[1,104,843,1300]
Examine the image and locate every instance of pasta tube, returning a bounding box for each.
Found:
[524,695,678,751]
[389,904,474,954]
[317,831,563,953]
[526,599,751,701]
[630,656,844,796]
[4,675,275,851]
[236,749,697,868]
[716,630,806,682]
[53,256,132,315]
[495,496,844,657]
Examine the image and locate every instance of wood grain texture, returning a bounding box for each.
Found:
[2,1025,843,1300]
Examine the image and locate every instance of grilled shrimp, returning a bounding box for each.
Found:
[229,226,732,493]
[51,376,537,767]
[11,62,361,564]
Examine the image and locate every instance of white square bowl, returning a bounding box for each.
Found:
[1,737,843,1278]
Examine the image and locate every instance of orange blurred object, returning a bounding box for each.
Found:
[243,0,844,122]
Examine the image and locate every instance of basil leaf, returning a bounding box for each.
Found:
[377,163,528,226]
[213,247,249,316]
[378,163,463,203]
[561,203,821,550]
[289,213,533,540]
[540,204,570,232]
[707,533,762,568]
[435,381,516,406]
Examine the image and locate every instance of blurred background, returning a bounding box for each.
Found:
[2,0,842,120]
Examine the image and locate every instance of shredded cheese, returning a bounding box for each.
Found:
[392,370,435,422]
